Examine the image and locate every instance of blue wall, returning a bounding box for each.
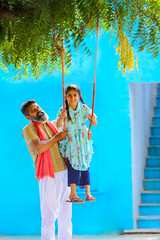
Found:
[1,33,159,235]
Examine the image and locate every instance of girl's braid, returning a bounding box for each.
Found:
[79,95,85,104]
[65,99,71,121]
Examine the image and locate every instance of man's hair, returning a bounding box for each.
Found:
[21,100,36,116]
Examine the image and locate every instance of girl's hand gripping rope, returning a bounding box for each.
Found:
[89,114,97,126]
[88,131,92,140]
[56,110,66,128]
[60,110,66,119]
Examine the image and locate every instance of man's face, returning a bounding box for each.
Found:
[27,103,48,123]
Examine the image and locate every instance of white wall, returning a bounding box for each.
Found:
[129,83,158,228]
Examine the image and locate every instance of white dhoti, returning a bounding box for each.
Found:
[39,170,72,240]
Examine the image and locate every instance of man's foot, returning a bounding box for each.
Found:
[85,191,96,202]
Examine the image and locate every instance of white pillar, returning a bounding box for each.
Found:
[129,83,158,229]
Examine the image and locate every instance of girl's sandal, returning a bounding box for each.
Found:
[66,197,85,203]
[85,191,96,202]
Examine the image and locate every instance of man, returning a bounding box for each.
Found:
[21,100,72,240]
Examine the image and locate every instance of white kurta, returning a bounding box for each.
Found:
[39,170,72,240]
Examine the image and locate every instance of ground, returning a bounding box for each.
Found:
[1,235,160,240]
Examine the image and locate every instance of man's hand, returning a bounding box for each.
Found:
[30,131,67,154]
[55,131,67,141]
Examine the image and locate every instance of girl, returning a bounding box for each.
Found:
[56,84,97,203]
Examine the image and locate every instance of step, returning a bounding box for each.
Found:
[156,97,160,106]
[154,107,160,115]
[148,146,160,156]
[151,126,160,136]
[123,229,160,234]
[137,216,160,229]
[143,179,160,190]
[141,191,160,203]
[144,168,160,179]
[153,116,160,126]
[158,89,160,96]
[150,136,160,146]
[139,203,160,216]
[146,157,160,167]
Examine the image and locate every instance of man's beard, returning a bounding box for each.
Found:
[30,111,49,123]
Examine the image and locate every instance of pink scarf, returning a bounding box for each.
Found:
[31,121,59,180]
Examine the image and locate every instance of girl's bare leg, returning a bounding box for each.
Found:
[85,185,95,200]
[69,183,78,200]
[69,184,85,202]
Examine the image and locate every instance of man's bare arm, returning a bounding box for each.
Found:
[30,131,67,154]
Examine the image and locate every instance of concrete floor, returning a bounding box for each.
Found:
[1,235,160,240]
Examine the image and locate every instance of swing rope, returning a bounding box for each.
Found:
[61,38,66,130]
[52,30,66,130]
[59,18,99,133]
[88,18,99,135]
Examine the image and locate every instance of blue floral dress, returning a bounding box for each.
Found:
[56,103,95,171]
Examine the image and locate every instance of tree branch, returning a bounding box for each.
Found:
[0,8,15,19]
[75,16,92,52]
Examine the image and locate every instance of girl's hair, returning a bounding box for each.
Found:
[65,84,85,121]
